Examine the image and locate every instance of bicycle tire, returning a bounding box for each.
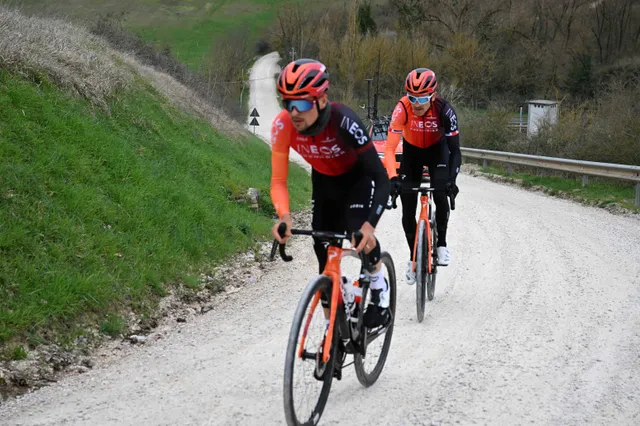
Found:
[283,275,337,426]
[427,220,437,301]
[415,220,428,322]
[354,252,397,386]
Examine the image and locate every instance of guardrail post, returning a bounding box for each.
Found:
[507,164,513,175]
[636,184,640,207]
[582,175,589,187]
[482,159,487,169]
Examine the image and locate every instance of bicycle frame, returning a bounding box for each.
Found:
[271,226,372,364]
[410,190,434,276]
[296,244,343,363]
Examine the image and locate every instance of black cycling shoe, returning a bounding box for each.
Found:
[363,281,391,328]
[363,304,390,328]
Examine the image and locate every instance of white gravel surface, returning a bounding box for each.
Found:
[247,51,309,171]
[1,53,639,426]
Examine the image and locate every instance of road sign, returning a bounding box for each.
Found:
[250,108,260,117]
[250,117,259,134]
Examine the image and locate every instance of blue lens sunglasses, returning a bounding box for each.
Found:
[407,93,433,105]
[282,98,316,113]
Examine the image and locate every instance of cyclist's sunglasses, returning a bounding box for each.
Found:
[282,98,316,113]
[407,93,433,105]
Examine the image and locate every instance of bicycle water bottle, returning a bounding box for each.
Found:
[341,276,362,322]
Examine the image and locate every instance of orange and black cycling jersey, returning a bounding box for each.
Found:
[384,96,460,177]
[270,102,389,227]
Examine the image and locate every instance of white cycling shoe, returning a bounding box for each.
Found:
[405,261,416,285]
[437,246,450,266]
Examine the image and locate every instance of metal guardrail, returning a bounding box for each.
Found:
[461,147,640,207]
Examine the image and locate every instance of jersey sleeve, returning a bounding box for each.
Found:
[270,113,291,219]
[335,103,389,228]
[389,101,407,133]
[439,100,460,137]
[438,100,462,179]
[384,101,407,177]
[335,103,374,151]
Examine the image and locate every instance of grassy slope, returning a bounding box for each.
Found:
[0,70,311,345]
[7,0,295,69]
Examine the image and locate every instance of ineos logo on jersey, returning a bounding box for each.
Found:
[391,105,403,121]
[296,135,308,142]
[410,120,439,130]
[273,118,284,135]
[294,143,345,157]
[271,118,285,145]
[446,108,458,131]
[340,117,369,145]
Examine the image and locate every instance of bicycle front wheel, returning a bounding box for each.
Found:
[415,220,428,322]
[283,275,337,426]
[354,252,397,387]
[427,221,438,301]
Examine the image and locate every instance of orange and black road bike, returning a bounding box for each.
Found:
[270,223,397,426]
[388,177,456,322]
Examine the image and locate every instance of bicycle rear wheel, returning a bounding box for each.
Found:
[415,220,428,322]
[283,276,337,426]
[427,220,437,301]
[354,252,397,386]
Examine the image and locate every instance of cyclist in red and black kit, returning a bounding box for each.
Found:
[270,58,391,328]
[384,68,461,285]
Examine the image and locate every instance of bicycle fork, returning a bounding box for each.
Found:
[411,195,435,274]
[296,246,342,364]
[296,245,373,364]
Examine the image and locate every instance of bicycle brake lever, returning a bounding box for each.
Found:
[386,193,399,210]
[269,239,279,261]
[279,243,293,262]
[352,230,364,248]
[276,222,294,262]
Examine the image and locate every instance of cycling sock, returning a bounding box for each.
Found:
[365,238,381,272]
[366,270,389,308]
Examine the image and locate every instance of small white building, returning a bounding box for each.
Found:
[527,100,559,136]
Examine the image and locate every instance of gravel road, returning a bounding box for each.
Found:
[1,53,639,426]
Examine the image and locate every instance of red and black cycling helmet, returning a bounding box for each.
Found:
[276,59,330,100]
[405,68,438,95]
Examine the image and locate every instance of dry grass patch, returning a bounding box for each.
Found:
[0,6,133,110]
[0,6,247,138]
[122,56,246,137]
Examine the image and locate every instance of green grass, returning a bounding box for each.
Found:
[480,165,639,212]
[133,0,286,69]
[6,345,28,361]
[99,313,126,338]
[7,0,298,70]
[0,70,312,345]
